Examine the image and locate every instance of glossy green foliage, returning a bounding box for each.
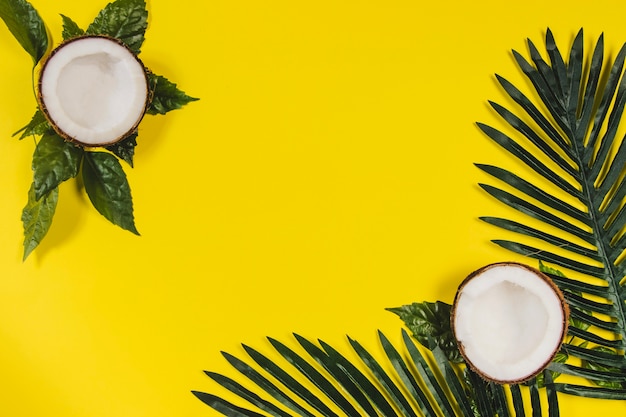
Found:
[147,73,199,116]
[60,14,84,40]
[13,109,50,139]
[194,330,559,416]
[0,0,197,259]
[0,0,47,64]
[21,184,57,260]
[83,151,138,235]
[106,132,138,167]
[478,29,626,399]
[387,301,463,363]
[32,132,83,200]
[85,0,147,54]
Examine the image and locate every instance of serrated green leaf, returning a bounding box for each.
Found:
[85,0,147,54]
[82,151,139,235]
[32,132,83,200]
[13,109,50,139]
[60,14,84,40]
[538,260,566,277]
[147,73,198,115]
[386,301,463,363]
[105,131,137,167]
[22,183,58,260]
[0,0,48,64]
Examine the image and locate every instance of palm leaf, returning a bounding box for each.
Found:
[194,329,558,416]
[478,28,626,398]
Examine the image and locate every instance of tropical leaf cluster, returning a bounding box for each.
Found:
[194,29,626,416]
[0,0,198,260]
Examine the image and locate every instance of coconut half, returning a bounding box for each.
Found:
[451,262,569,384]
[38,35,149,147]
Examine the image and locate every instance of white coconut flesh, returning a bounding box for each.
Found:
[452,263,568,383]
[39,36,148,146]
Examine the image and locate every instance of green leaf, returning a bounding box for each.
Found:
[554,383,626,399]
[293,334,381,416]
[581,347,626,390]
[538,260,566,277]
[464,369,496,417]
[510,384,526,417]
[147,73,199,115]
[22,183,58,260]
[539,262,591,332]
[386,301,463,363]
[398,330,456,417]
[191,391,266,417]
[566,313,592,334]
[106,131,137,167]
[60,14,84,40]
[85,0,148,54]
[0,0,48,64]
[268,337,361,416]
[378,331,434,416]
[220,351,315,417]
[242,343,336,416]
[319,339,398,416]
[82,151,139,234]
[32,132,83,201]
[534,351,568,388]
[200,373,292,417]
[12,109,50,139]
[349,336,419,417]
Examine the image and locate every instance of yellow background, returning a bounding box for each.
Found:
[0,0,624,415]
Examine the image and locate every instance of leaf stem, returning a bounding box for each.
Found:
[30,65,37,101]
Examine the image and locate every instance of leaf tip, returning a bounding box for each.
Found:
[22,247,34,262]
[385,306,403,316]
[129,224,140,236]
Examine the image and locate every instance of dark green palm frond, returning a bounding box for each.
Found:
[478,28,626,398]
[194,330,558,416]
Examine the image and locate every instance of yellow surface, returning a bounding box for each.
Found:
[0,0,624,416]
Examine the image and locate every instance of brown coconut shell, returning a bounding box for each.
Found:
[37,34,150,147]
[450,262,570,384]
